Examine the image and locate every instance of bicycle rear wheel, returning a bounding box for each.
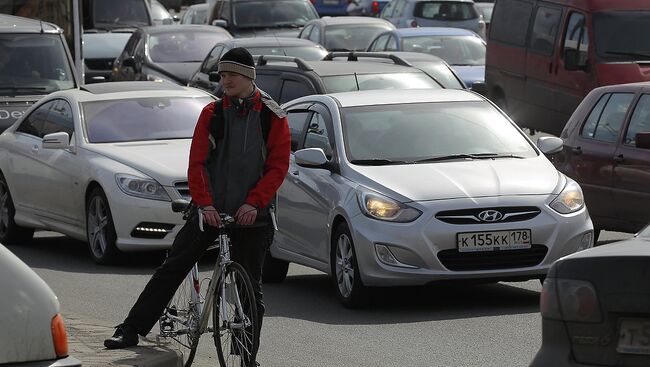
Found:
[213,262,260,367]
[160,267,202,367]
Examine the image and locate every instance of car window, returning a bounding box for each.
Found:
[16,100,56,138]
[322,72,441,93]
[300,24,313,39]
[581,93,635,143]
[625,94,650,146]
[489,0,533,47]
[381,0,396,18]
[529,6,562,55]
[386,35,398,51]
[286,111,310,152]
[151,1,171,23]
[593,11,650,63]
[93,0,150,27]
[220,0,230,21]
[416,62,465,89]
[325,25,392,51]
[303,112,332,159]
[202,45,225,73]
[563,12,589,69]
[255,73,282,100]
[413,1,479,21]
[402,35,485,65]
[41,100,74,139]
[149,32,231,63]
[232,0,318,27]
[369,34,389,51]
[309,26,321,44]
[279,79,315,104]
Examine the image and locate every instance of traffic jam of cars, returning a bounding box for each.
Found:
[0,0,649,366]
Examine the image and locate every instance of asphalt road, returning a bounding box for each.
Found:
[7,230,631,367]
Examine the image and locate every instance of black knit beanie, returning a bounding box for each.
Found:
[218,47,256,80]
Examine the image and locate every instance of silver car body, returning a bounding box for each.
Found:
[273,89,593,286]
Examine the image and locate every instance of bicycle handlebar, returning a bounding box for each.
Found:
[198,208,235,232]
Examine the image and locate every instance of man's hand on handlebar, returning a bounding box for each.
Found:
[235,203,257,226]
[201,205,222,227]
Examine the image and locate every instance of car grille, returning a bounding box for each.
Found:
[85,58,114,71]
[435,206,541,224]
[437,245,548,271]
[174,181,191,200]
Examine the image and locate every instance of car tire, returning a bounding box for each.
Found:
[262,250,289,283]
[86,188,120,264]
[331,223,369,309]
[0,173,34,245]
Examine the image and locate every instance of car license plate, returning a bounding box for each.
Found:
[617,319,650,355]
[457,230,531,252]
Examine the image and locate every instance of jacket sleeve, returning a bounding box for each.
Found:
[188,102,215,207]
[245,113,291,209]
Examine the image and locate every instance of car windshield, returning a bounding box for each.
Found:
[93,0,149,27]
[413,62,464,88]
[402,35,485,66]
[0,34,75,95]
[83,97,212,143]
[322,72,441,93]
[187,7,208,24]
[233,0,318,28]
[341,101,537,163]
[325,25,393,51]
[414,1,479,21]
[149,32,231,63]
[593,11,650,62]
[248,46,328,60]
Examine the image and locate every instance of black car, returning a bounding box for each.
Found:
[0,14,78,132]
[112,25,232,85]
[207,0,319,38]
[298,16,395,51]
[189,37,327,94]
[219,52,444,104]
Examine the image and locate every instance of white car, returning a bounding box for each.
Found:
[0,244,81,366]
[264,89,594,307]
[0,81,214,263]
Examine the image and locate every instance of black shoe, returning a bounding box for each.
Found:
[104,323,139,349]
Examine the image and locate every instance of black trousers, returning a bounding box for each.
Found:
[123,211,268,360]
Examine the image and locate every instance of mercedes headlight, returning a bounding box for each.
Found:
[115,174,171,201]
[357,191,421,222]
[550,180,584,214]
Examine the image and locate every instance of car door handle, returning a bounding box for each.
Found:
[31,145,39,154]
[291,170,299,176]
[613,154,625,163]
[571,146,582,155]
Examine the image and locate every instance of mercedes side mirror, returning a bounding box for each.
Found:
[42,132,70,150]
[212,19,228,28]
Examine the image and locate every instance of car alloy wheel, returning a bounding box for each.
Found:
[0,174,34,245]
[336,233,355,298]
[86,188,119,264]
[331,223,368,308]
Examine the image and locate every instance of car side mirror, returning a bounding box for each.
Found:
[470,81,487,96]
[123,57,137,69]
[635,132,650,149]
[295,148,328,168]
[537,136,564,155]
[42,132,70,150]
[209,72,221,83]
[212,19,228,28]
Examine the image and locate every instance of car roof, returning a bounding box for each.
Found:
[222,37,321,48]
[310,60,425,76]
[593,81,650,94]
[324,89,484,107]
[394,27,479,37]
[50,82,210,102]
[0,14,62,34]
[140,24,230,35]
[313,16,395,27]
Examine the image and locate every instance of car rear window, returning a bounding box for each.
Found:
[247,46,328,61]
[322,72,441,93]
[414,1,478,21]
[149,31,232,63]
[325,25,393,51]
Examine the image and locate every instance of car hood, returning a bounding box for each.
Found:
[85,140,191,184]
[83,32,133,59]
[0,245,59,364]
[450,65,485,87]
[348,155,561,202]
[150,62,201,85]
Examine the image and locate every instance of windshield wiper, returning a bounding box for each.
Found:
[413,153,525,163]
[0,86,51,92]
[471,153,526,159]
[349,158,409,166]
[605,51,650,59]
[272,23,302,28]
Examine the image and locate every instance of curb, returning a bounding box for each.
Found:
[64,313,183,367]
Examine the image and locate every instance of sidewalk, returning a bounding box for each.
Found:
[64,313,183,367]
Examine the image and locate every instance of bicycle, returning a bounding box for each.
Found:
[158,200,260,367]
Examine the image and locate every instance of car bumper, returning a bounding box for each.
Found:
[349,195,593,287]
[10,355,82,367]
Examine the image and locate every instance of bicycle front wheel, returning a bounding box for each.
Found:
[213,262,260,367]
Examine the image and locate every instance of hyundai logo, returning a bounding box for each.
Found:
[477,210,503,222]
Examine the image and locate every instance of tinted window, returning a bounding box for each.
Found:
[593,11,650,62]
[304,112,332,159]
[490,0,533,47]
[83,97,212,143]
[17,100,56,138]
[581,93,634,142]
[233,0,318,27]
[202,45,225,73]
[41,100,74,139]
[402,35,485,65]
[342,101,536,162]
[279,80,315,104]
[255,74,282,100]
[93,0,149,27]
[413,1,479,20]
[149,31,231,63]
[563,12,589,67]
[287,111,309,151]
[625,94,650,146]
[325,25,393,51]
[529,6,562,55]
[247,46,327,61]
[322,73,441,93]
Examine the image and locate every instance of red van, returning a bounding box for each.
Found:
[486,0,650,136]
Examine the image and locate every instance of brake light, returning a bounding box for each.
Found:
[51,314,69,357]
[372,1,379,13]
[558,279,601,323]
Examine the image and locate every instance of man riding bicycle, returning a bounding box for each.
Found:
[104,48,291,367]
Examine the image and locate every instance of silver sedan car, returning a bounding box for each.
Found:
[264,89,594,308]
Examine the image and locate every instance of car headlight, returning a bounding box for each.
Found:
[115,173,171,201]
[550,180,584,214]
[357,191,421,222]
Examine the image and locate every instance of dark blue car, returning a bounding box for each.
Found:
[311,0,348,16]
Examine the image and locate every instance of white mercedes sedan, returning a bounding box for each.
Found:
[0,82,213,263]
